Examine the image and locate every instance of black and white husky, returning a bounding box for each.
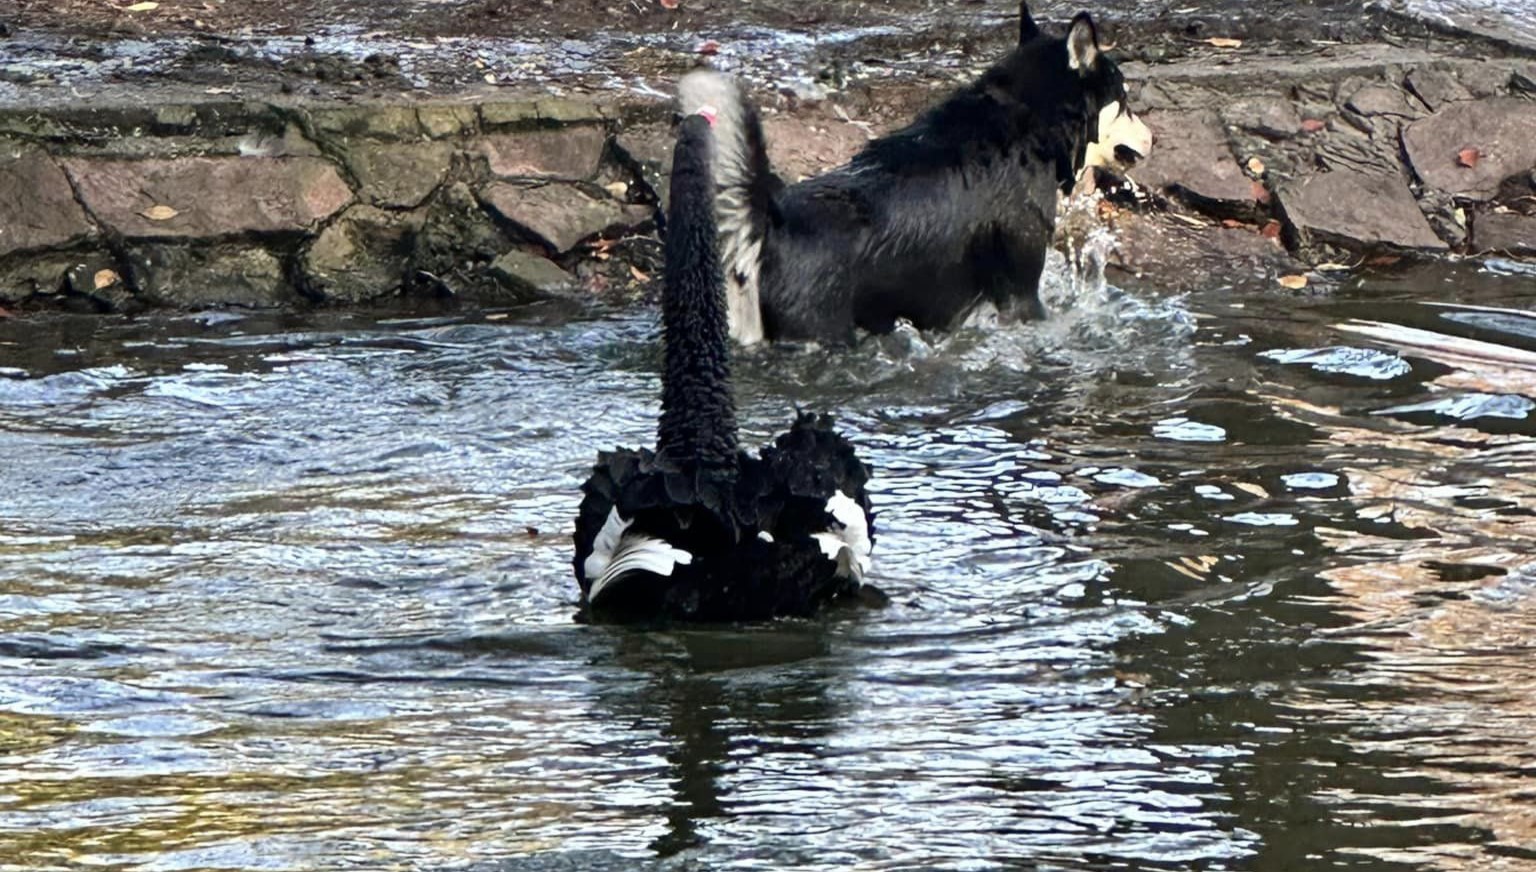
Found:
[678,2,1153,345]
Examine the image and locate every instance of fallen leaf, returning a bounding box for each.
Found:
[1232,481,1269,499]
[140,204,178,221]
[1315,262,1353,271]
[1251,180,1271,204]
[603,181,628,199]
[629,265,651,282]
[1301,118,1326,133]
[1260,220,1283,239]
[1457,147,1480,168]
[659,0,678,8]
[1221,218,1245,229]
[1367,254,1402,267]
[483,73,497,84]
[124,1,159,10]
[1246,156,1265,176]
[1168,213,1210,227]
[698,40,720,56]
[1277,274,1309,290]
[1207,37,1243,48]
[93,269,119,290]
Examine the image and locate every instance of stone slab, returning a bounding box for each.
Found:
[475,127,607,181]
[1403,98,1536,201]
[0,151,96,257]
[63,156,354,240]
[1279,168,1447,251]
[1129,110,1257,208]
[479,182,650,253]
[491,249,575,296]
[347,142,455,208]
[1473,211,1536,255]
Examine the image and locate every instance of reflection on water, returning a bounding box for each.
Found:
[1,254,1534,870]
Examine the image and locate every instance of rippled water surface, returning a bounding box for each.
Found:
[3,254,1535,871]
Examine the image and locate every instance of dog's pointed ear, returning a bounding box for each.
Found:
[1018,1,1040,44]
[1066,12,1101,73]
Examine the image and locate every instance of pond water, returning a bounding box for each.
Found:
[1,249,1535,871]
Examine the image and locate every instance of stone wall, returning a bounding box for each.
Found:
[1124,50,1536,263]
[1,46,1534,313]
[0,94,675,311]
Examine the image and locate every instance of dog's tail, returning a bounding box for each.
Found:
[677,69,779,346]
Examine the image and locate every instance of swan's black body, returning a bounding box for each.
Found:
[572,113,875,623]
[680,2,1152,346]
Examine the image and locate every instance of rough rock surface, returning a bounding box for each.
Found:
[412,181,513,293]
[1108,211,1299,291]
[1344,83,1425,118]
[0,151,95,256]
[1403,98,1536,200]
[476,127,607,181]
[1,254,93,302]
[491,249,575,296]
[1130,110,1258,211]
[1221,96,1304,141]
[479,182,650,254]
[128,245,295,308]
[1279,169,1447,252]
[63,157,354,239]
[304,205,424,303]
[1473,211,1536,254]
[347,142,455,208]
[1404,68,1475,111]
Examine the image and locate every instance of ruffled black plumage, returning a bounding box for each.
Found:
[571,112,877,624]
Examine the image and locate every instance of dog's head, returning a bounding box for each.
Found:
[1005,3,1153,187]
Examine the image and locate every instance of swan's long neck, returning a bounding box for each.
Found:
[656,113,740,469]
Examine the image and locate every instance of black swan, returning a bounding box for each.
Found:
[677,1,1153,346]
[571,107,876,623]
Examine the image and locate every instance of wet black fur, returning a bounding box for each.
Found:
[734,3,1131,344]
[572,116,875,623]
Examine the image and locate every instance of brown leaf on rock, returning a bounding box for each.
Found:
[629,265,651,282]
[93,269,120,290]
[1457,147,1481,169]
[1251,181,1271,204]
[140,204,179,221]
[1246,156,1266,176]
[1301,118,1327,133]
[1278,274,1309,290]
[1207,37,1243,48]
[1260,220,1283,239]
[659,0,678,8]
[698,40,720,56]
